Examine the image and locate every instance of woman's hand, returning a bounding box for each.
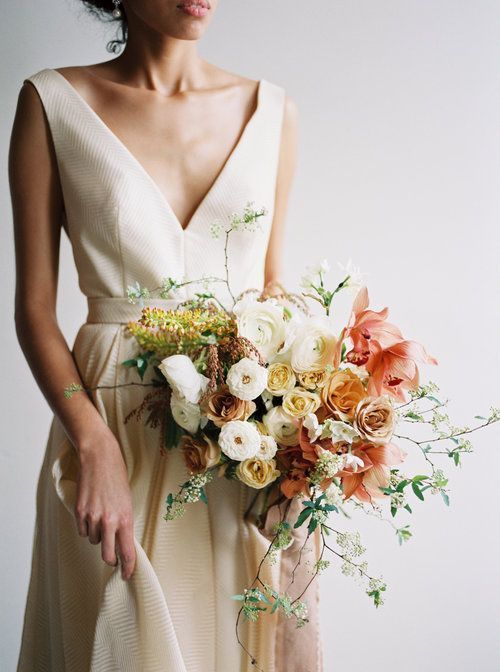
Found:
[74,429,136,581]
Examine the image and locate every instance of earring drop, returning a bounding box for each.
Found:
[112,0,122,18]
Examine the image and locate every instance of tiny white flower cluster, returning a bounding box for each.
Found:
[291,600,309,626]
[336,531,366,560]
[314,559,331,574]
[341,558,368,580]
[183,471,214,503]
[209,220,224,238]
[324,482,345,507]
[126,281,150,304]
[309,450,345,484]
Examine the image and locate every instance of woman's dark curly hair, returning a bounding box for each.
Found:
[82,1,128,53]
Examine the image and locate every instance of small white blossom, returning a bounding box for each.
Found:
[218,420,261,461]
[303,413,322,442]
[226,357,268,401]
[344,452,365,471]
[321,419,360,444]
[337,258,366,293]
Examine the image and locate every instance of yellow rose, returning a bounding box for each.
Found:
[297,370,328,390]
[236,458,281,489]
[321,369,367,421]
[354,396,396,444]
[266,362,296,396]
[282,388,321,418]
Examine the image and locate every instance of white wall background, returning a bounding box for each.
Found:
[1,1,499,670]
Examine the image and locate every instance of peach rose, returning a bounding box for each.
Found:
[236,457,281,489]
[201,384,256,428]
[181,434,221,474]
[321,368,367,421]
[353,395,396,444]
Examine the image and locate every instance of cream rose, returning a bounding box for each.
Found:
[297,370,328,390]
[354,395,396,444]
[159,354,209,403]
[226,357,268,401]
[236,457,281,489]
[170,391,201,434]
[233,297,287,362]
[266,362,296,396]
[263,406,300,446]
[290,320,337,373]
[282,388,321,419]
[218,420,261,461]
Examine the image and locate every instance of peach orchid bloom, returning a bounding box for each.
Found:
[366,339,438,402]
[339,440,407,502]
[336,286,405,367]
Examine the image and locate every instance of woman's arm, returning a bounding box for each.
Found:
[264,93,299,289]
[9,81,136,580]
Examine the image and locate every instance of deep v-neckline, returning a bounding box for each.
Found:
[49,68,265,234]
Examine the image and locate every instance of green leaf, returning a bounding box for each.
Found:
[231,594,244,601]
[441,490,450,506]
[396,480,409,493]
[412,475,429,483]
[294,508,313,528]
[308,517,319,534]
[122,358,138,368]
[199,489,208,505]
[412,482,424,501]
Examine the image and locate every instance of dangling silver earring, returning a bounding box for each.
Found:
[112,0,122,18]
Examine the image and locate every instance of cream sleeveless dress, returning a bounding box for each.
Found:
[17,68,323,672]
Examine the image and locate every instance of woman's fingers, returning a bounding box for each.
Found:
[101,519,118,567]
[116,521,136,581]
[87,513,102,545]
[75,508,89,537]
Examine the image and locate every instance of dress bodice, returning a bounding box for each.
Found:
[24,68,286,309]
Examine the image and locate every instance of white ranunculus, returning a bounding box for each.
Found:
[218,420,262,461]
[290,319,337,373]
[170,391,201,434]
[233,297,286,361]
[158,354,209,404]
[321,419,360,445]
[226,357,268,401]
[257,435,278,460]
[263,406,299,446]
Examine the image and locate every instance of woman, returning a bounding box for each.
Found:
[10,1,323,670]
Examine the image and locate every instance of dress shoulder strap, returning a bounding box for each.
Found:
[251,79,286,189]
[22,68,74,151]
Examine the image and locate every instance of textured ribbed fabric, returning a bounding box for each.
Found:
[16,67,324,672]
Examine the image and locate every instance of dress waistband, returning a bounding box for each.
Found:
[86,297,179,324]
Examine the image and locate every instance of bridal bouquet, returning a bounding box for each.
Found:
[65,203,498,667]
